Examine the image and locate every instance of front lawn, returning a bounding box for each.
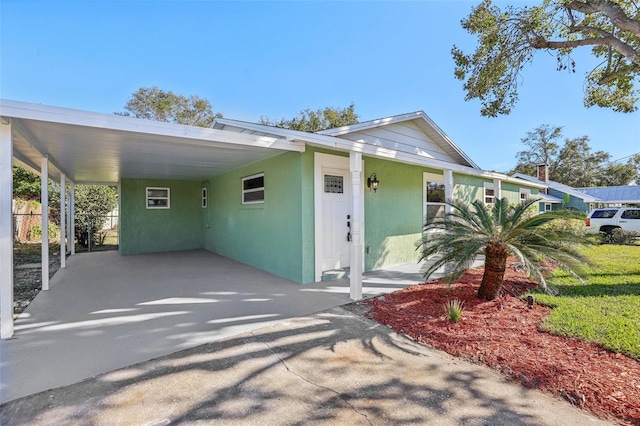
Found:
[535,244,640,360]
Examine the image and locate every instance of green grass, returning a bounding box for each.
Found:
[534,244,640,360]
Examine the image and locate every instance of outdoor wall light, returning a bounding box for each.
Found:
[367,173,380,192]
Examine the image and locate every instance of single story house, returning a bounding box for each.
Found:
[513,166,600,212]
[513,165,640,212]
[0,99,544,338]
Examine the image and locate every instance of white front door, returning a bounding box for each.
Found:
[320,167,351,272]
[314,153,352,280]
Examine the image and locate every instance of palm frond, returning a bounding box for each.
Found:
[418,196,589,294]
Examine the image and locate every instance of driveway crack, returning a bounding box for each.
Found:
[251,331,373,425]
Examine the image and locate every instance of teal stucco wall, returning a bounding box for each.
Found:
[203,152,312,283]
[452,174,484,204]
[119,179,203,255]
[548,188,589,212]
[363,157,439,271]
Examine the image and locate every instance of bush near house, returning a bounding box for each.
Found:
[73,185,117,248]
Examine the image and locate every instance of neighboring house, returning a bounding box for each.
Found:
[513,165,640,212]
[1,100,544,337]
[513,165,600,213]
[575,186,640,207]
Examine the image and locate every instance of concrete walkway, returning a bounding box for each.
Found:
[1,306,609,425]
[1,250,422,404]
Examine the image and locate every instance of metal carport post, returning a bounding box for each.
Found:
[1,120,14,338]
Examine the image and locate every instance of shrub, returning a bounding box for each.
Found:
[443,299,464,323]
[610,228,639,245]
[74,185,117,248]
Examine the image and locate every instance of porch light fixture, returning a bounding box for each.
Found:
[367,173,380,192]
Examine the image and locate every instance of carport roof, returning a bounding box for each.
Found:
[1,100,305,184]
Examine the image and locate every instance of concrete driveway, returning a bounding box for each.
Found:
[1,250,420,404]
[1,306,608,425]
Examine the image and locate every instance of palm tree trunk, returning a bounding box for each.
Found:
[478,243,508,300]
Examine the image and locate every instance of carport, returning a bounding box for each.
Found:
[1,248,423,403]
[1,100,374,339]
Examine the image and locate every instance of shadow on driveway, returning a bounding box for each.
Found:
[1,306,607,425]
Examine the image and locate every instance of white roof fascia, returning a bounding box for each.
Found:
[214,118,543,187]
[538,193,564,203]
[317,111,481,170]
[1,100,305,153]
[316,111,425,136]
[213,117,351,148]
[322,137,546,187]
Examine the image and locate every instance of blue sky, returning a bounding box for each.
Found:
[1,0,638,173]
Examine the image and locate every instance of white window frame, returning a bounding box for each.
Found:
[146,187,170,209]
[202,187,208,208]
[545,203,552,212]
[423,172,446,226]
[519,188,532,204]
[242,173,265,205]
[484,182,495,206]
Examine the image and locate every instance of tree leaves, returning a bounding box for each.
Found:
[260,103,359,132]
[510,124,639,186]
[454,0,640,116]
[118,86,221,127]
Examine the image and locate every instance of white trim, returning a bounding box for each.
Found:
[493,178,502,201]
[70,182,75,256]
[314,153,351,282]
[423,172,446,225]
[41,157,49,291]
[146,187,170,209]
[444,169,454,214]
[349,151,364,300]
[241,173,265,205]
[60,174,66,268]
[1,121,14,338]
[484,182,495,206]
[1,100,306,154]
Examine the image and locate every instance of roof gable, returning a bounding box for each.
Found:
[317,111,479,169]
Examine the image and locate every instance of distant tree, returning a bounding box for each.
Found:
[452,1,640,117]
[510,125,639,186]
[118,86,221,127]
[260,103,359,132]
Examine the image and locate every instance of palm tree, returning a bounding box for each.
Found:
[418,197,587,300]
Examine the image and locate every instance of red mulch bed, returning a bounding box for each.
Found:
[366,263,640,425]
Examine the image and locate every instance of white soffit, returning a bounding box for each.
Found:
[1,100,304,184]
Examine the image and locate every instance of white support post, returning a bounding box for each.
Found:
[60,174,66,268]
[70,182,75,255]
[493,178,502,201]
[444,169,454,214]
[41,156,49,291]
[0,120,14,339]
[349,151,363,300]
